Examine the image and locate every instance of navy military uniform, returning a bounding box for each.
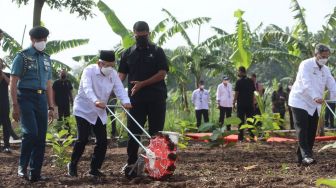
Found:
[11,26,52,181]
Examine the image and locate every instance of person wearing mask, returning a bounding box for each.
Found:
[118,21,169,178]
[67,50,131,177]
[216,76,233,131]
[288,44,336,165]
[192,80,210,128]
[52,69,73,133]
[10,26,54,182]
[271,85,287,129]
[233,66,256,141]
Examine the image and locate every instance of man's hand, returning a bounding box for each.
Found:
[95,100,106,109]
[130,81,144,96]
[122,103,132,109]
[233,102,236,111]
[314,98,324,104]
[12,104,20,122]
[48,109,54,125]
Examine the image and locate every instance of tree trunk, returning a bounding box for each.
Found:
[179,84,189,112]
[182,85,189,112]
[33,0,45,26]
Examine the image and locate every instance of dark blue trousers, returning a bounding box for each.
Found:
[18,90,48,177]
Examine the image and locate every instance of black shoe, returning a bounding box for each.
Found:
[11,134,20,140]
[89,169,105,177]
[18,166,27,178]
[29,175,49,182]
[3,147,11,153]
[67,163,78,177]
[123,164,137,179]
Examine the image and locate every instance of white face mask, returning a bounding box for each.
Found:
[34,41,46,51]
[316,57,328,66]
[101,67,113,76]
[200,85,205,89]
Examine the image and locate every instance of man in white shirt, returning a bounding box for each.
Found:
[216,76,233,130]
[289,44,336,166]
[192,80,210,128]
[67,50,131,177]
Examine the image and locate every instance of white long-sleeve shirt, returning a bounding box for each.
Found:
[73,64,130,125]
[216,83,233,107]
[288,57,336,116]
[192,89,210,110]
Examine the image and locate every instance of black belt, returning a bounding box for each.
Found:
[19,88,46,94]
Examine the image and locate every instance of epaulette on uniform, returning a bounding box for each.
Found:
[42,51,50,57]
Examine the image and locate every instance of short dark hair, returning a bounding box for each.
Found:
[315,43,330,54]
[199,80,204,85]
[238,66,246,73]
[133,21,149,32]
[251,73,256,78]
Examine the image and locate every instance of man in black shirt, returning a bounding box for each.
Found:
[118,21,169,178]
[233,66,256,141]
[52,69,73,131]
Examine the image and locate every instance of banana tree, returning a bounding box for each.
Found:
[1,30,89,86]
[96,0,210,53]
[167,46,191,111]
[261,0,336,71]
[229,9,252,69]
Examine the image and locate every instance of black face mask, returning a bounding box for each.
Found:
[136,36,149,48]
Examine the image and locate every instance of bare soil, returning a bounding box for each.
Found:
[1,140,336,187]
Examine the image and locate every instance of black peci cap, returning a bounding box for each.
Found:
[133,21,149,32]
[99,50,115,62]
[29,26,49,39]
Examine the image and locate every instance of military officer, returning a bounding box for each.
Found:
[9,26,54,182]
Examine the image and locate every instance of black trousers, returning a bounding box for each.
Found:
[288,106,294,129]
[219,107,232,130]
[291,107,318,161]
[70,116,107,170]
[195,109,209,128]
[325,103,335,128]
[0,112,11,147]
[57,104,70,121]
[57,104,71,133]
[127,101,166,165]
[237,105,254,141]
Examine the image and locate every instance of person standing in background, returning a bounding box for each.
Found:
[234,66,256,141]
[52,69,73,133]
[192,80,210,128]
[271,85,287,129]
[216,76,233,131]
